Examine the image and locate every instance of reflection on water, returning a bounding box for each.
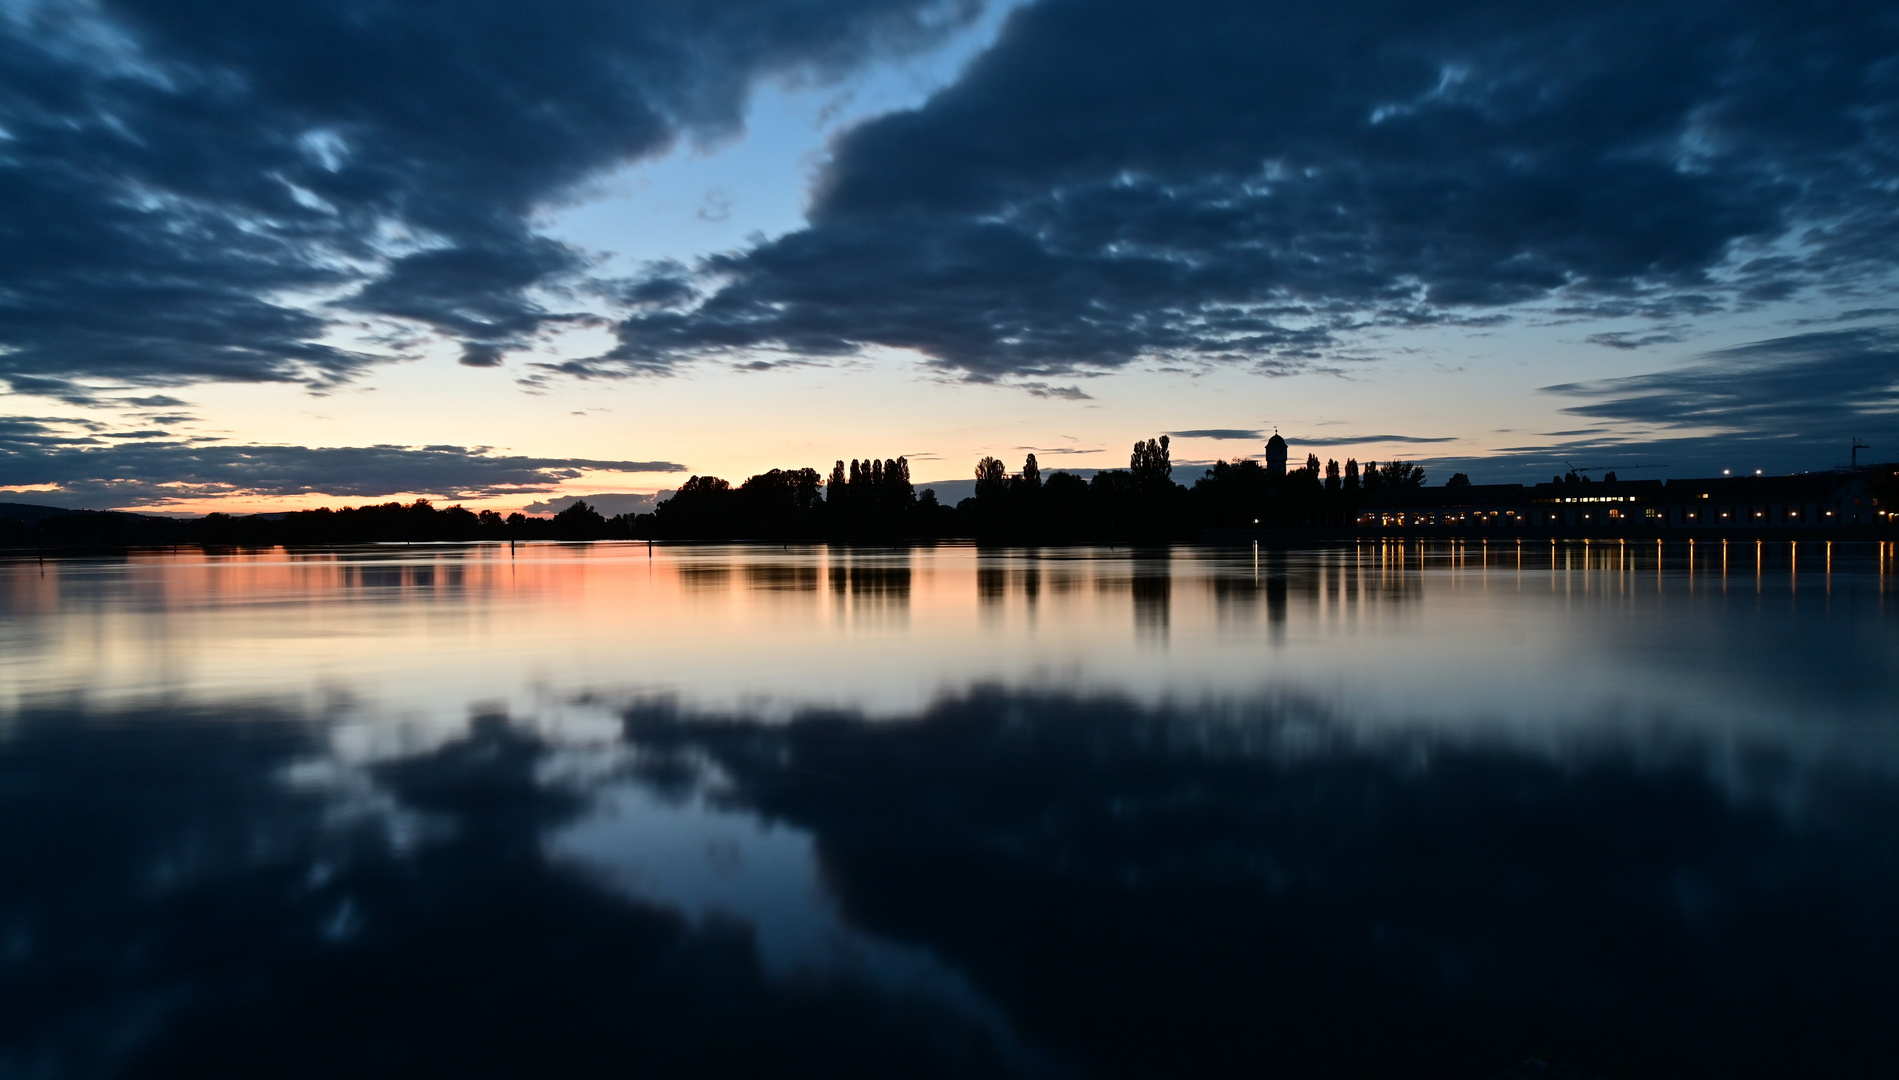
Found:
[0,541,1895,1079]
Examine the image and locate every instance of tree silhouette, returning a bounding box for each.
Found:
[1130,436,1172,490]
[1377,461,1427,488]
[551,500,606,539]
[975,456,1007,497]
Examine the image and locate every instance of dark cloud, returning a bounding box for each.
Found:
[1584,329,1693,351]
[1397,326,1899,479]
[0,0,982,392]
[1285,434,1457,447]
[601,0,1899,380]
[1165,429,1263,440]
[0,428,687,505]
[1233,326,1899,481]
[1181,427,1457,448]
[1017,382,1092,400]
[1546,326,1899,434]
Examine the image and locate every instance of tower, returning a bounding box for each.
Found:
[1265,430,1287,478]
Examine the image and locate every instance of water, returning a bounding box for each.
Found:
[1,540,1894,1079]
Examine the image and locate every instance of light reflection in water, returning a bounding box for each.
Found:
[0,542,1895,1078]
[0,541,1891,745]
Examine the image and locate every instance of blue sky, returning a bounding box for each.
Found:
[1,0,1894,510]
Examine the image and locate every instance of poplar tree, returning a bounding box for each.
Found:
[975,456,1008,499]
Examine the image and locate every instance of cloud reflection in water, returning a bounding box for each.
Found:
[0,543,1895,1077]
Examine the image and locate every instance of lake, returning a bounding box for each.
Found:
[1,540,1895,1079]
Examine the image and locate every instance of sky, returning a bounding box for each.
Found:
[1,0,1896,513]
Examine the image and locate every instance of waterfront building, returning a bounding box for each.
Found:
[1355,485,1528,528]
[1352,468,1890,530]
[1265,432,1288,479]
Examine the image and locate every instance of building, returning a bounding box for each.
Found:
[1354,468,1891,530]
[1265,432,1287,478]
[1525,478,1667,527]
[1657,473,1878,528]
[1355,484,1528,528]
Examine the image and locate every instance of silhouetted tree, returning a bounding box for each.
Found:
[820,454,917,538]
[651,475,737,539]
[1445,473,1471,488]
[975,456,1008,499]
[551,500,607,539]
[1377,461,1427,488]
[1130,436,1172,490]
[1344,459,1360,493]
[1191,459,1270,527]
[1041,471,1092,539]
[1325,459,1341,492]
[737,468,825,538]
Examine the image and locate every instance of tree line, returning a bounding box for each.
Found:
[0,437,1447,548]
[961,437,1427,541]
[619,441,1428,541]
[0,498,638,548]
[13,444,1896,550]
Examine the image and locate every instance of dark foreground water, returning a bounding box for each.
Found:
[1,540,1895,1079]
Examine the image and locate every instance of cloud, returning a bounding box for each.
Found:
[596,0,1899,380]
[1166,427,1455,447]
[1166,429,1263,440]
[0,429,687,506]
[1584,329,1693,351]
[1284,434,1457,447]
[1396,329,1899,480]
[1545,326,1899,433]
[0,0,983,392]
[1017,382,1093,400]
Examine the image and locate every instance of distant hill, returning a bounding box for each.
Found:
[0,501,87,523]
[0,502,183,523]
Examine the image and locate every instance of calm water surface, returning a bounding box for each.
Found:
[1,541,1895,1079]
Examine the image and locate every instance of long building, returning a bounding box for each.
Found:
[1355,469,1892,530]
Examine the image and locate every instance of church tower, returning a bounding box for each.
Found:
[1265,430,1288,478]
